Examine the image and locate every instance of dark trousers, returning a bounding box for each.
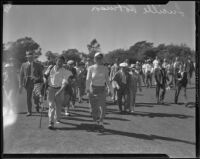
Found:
[117,84,129,112]
[25,78,34,113]
[71,85,76,105]
[174,84,186,104]
[156,84,166,103]
[146,72,152,87]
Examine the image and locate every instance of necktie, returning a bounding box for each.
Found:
[122,71,126,84]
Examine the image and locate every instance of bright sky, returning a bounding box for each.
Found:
[3,2,195,61]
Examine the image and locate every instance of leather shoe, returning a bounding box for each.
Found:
[48,125,54,130]
[26,112,31,116]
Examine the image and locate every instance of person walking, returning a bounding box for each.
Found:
[19,51,43,116]
[76,61,87,103]
[109,58,120,104]
[112,62,131,113]
[32,60,44,113]
[144,59,153,88]
[173,57,181,87]
[142,60,147,86]
[184,57,195,85]
[128,64,142,112]
[154,63,169,104]
[66,60,77,109]
[86,52,111,130]
[44,55,72,129]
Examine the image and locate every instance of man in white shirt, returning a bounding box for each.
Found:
[142,61,147,86]
[44,55,72,129]
[144,59,153,87]
[153,56,160,71]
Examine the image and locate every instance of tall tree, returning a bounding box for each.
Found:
[3,37,41,68]
[87,39,101,59]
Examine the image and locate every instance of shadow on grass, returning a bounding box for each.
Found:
[71,112,130,121]
[137,103,171,106]
[54,123,195,145]
[128,111,194,119]
[185,102,196,108]
[75,106,89,110]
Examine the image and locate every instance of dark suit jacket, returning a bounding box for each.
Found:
[19,61,43,87]
[176,71,188,88]
[155,68,169,88]
[113,70,131,89]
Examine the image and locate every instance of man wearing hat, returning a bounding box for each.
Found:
[127,64,142,112]
[19,50,44,116]
[66,60,77,109]
[144,59,153,88]
[112,62,131,113]
[109,58,120,103]
[76,61,87,103]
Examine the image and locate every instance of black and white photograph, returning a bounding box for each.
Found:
[3,1,196,158]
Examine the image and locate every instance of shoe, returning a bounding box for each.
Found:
[65,112,70,116]
[56,120,61,124]
[48,124,54,130]
[98,122,105,132]
[26,112,32,116]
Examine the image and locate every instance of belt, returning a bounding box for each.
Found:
[49,85,61,89]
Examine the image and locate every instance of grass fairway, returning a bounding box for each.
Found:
[3,76,196,158]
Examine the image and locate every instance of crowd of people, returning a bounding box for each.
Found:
[3,51,195,131]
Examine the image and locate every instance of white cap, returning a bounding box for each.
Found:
[67,60,74,65]
[119,63,128,67]
[94,52,103,58]
[4,63,13,68]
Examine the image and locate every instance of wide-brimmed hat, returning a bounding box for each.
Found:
[26,51,34,57]
[94,52,103,58]
[67,60,74,65]
[119,62,128,67]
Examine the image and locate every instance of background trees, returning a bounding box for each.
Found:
[87,39,101,60]
[3,37,195,68]
[3,37,41,68]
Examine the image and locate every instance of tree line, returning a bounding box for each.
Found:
[3,37,195,69]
